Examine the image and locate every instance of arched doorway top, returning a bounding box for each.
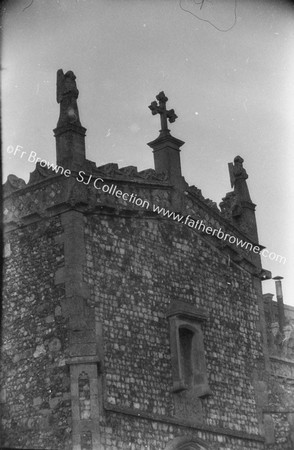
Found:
[164,435,209,450]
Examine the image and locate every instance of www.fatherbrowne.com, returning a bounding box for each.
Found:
[74,172,285,265]
[153,205,286,264]
[7,146,286,264]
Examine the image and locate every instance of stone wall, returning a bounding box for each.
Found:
[263,353,294,449]
[83,209,266,449]
[0,216,72,449]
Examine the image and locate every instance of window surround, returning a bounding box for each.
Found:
[167,300,211,397]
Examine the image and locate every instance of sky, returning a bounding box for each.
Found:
[2,0,294,306]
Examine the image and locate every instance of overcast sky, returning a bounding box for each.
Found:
[2,0,294,306]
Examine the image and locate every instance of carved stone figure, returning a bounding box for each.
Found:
[271,321,294,359]
[56,69,81,127]
[228,155,252,203]
[3,174,26,194]
[281,322,294,359]
[28,162,54,184]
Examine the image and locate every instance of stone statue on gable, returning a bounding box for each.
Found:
[56,69,81,127]
[228,155,252,203]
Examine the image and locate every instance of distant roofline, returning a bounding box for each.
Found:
[263,294,294,312]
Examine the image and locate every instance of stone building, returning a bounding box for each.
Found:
[1,69,294,450]
[262,279,294,449]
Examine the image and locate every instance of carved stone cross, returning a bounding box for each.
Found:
[149,91,178,135]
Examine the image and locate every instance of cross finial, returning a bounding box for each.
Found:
[149,91,178,136]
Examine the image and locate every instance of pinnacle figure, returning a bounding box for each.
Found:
[56,69,82,127]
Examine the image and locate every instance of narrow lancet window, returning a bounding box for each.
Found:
[179,327,194,387]
[78,371,91,420]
